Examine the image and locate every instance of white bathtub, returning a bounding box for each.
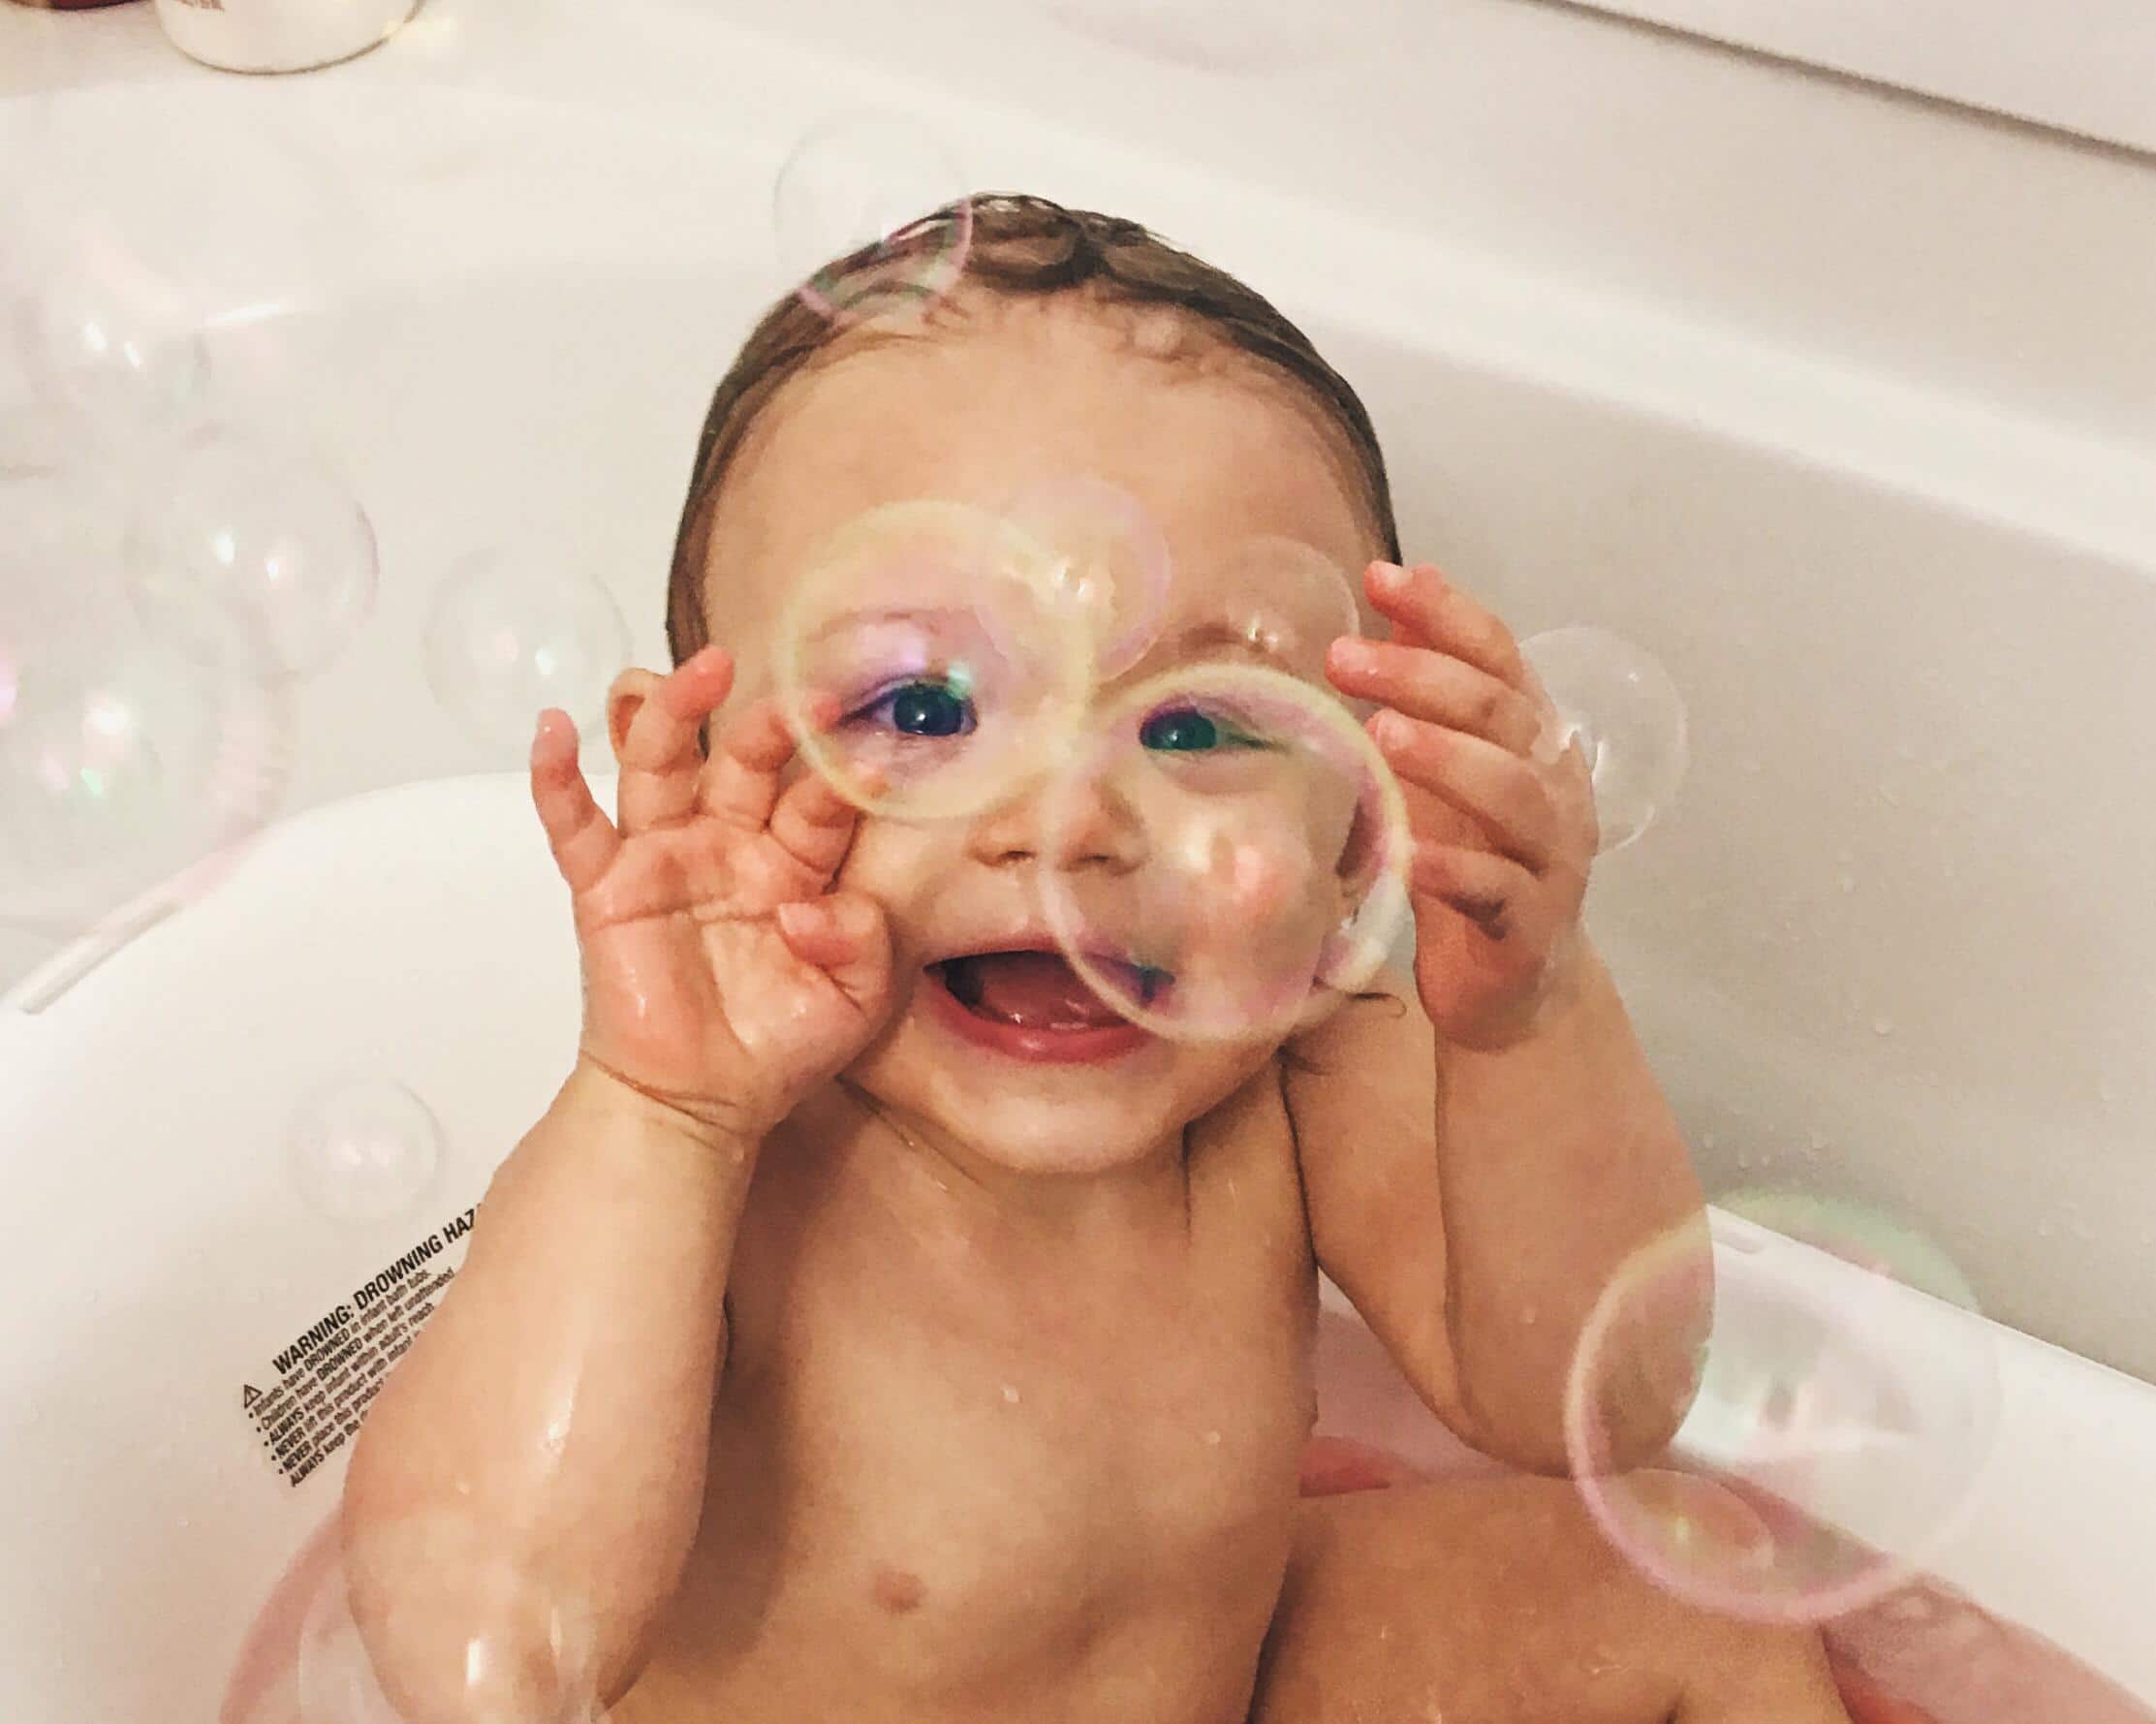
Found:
[4,0,2153,1717]
[2,772,2153,1721]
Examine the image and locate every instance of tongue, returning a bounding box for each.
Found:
[955,953,1126,1030]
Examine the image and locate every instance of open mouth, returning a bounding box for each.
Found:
[930,950,1172,1030]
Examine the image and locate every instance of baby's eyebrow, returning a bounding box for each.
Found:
[1152,620,1299,670]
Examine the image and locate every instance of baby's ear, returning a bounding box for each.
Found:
[606,668,665,761]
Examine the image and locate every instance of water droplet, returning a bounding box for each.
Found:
[1001,1384,1020,1406]
[1838,873,1856,894]
[1872,1018,1894,1037]
[1203,1429,1222,1446]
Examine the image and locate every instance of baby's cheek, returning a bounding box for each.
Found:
[834,820,959,952]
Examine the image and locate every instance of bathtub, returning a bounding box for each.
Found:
[2,771,2153,1722]
[5,0,2154,1717]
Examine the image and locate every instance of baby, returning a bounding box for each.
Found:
[339,196,1852,1723]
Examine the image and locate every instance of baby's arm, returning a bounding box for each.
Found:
[1285,948,1708,1477]
[343,1063,752,1714]
[1307,560,1709,1475]
[343,647,891,1718]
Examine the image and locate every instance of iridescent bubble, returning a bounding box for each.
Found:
[10,232,210,445]
[1520,626,1687,853]
[287,1080,443,1224]
[997,475,1172,678]
[423,552,631,750]
[297,1513,601,1724]
[126,429,379,681]
[773,500,1091,822]
[1564,1191,2000,1623]
[6,119,368,446]
[771,117,973,327]
[0,471,288,938]
[1204,536,1360,671]
[1036,664,1410,1042]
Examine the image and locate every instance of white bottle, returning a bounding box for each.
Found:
[152,0,420,74]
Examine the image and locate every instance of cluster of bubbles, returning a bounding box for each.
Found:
[1,195,626,950]
[1564,1189,2001,1623]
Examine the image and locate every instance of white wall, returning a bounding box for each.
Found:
[3,0,2152,1374]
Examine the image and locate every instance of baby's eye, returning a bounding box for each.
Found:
[853,676,977,738]
[1139,703,1271,754]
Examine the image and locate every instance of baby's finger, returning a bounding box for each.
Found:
[530,710,621,893]
[765,767,867,880]
[617,647,734,833]
[1371,710,1559,873]
[1325,638,1545,757]
[700,695,822,831]
[1409,842,1536,939]
[775,891,892,1018]
[1364,562,1527,690]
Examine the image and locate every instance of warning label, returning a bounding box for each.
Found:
[241,1203,481,1488]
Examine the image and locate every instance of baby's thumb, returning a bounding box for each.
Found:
[775,893,892,1013]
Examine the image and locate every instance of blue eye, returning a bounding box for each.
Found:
[857,677,976,738]
[1139,704,1269,753]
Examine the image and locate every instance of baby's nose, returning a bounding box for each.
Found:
[964,774,1144,873]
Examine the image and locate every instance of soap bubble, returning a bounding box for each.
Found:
[1203,536,1361,672]
[297,1513,601,1724]
[10,243,210,446]
[126,429,379,680]
[1036,664,1410,1042]
[287,1079,444,1224]
[1565,1191,2001,1623]
[771,117,973,326]
[997,475,1172,677]
[4,117,371,450]
[1046,0,1340,72]
[0,471,289,938]
[773,500,1091,822]
[424,552,631,750]
[1519,626,1687,853]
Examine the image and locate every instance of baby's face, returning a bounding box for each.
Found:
[698,299,1380,1176]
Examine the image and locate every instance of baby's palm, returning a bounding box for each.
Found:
[531,648,891,1143]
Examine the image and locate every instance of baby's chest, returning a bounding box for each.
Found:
[737,1242,1316,1663]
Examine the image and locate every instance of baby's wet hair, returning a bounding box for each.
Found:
[665,192,1402,669]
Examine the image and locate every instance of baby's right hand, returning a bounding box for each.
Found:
[529,645,893,1146]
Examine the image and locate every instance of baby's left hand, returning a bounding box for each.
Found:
[1325,560,1599,1050]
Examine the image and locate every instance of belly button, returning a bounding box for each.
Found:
[872,1566,927,1614]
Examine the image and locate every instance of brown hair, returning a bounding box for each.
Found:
[666,192,1401,669]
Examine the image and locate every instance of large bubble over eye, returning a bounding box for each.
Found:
[0,471,289,940]
[996,475,1172,678]
[773,501,1092,823]
[1035,664,1410,1043]
[125,428,379,681]
[770,117,974,328]
[297,1513,603,1724]
[423,551,630,751]
[1564,1191,2001,1624]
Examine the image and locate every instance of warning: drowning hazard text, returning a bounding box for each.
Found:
[240,1203,480,1488]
